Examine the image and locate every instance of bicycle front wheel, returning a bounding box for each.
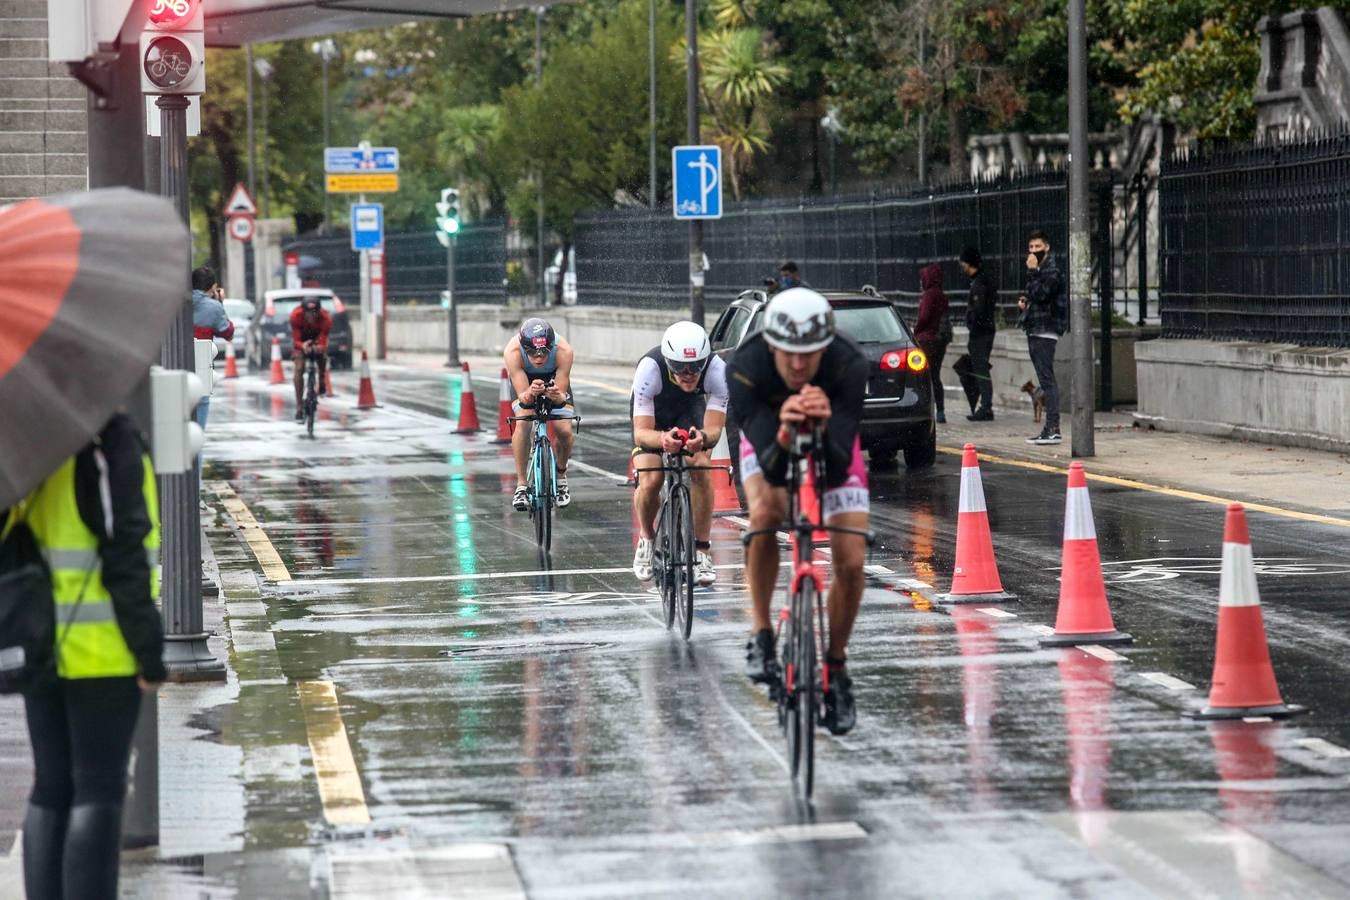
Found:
[796,580,818,799]
[534,445,553,553]
[654,501,675,629]
[673,485,695,640]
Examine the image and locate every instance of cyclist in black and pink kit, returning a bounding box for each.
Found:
[728,288,869,735]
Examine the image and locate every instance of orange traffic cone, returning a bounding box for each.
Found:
[940,444,1015,603]
[324,364,336,397]
[1040,462,1133,647]
[268,336,285,385]
[223,341,239,379]
[1188,504,1306,719]
[490,367,513,444]
[356,351,379,408]
[454,361,482,433]
[710,429,741,513]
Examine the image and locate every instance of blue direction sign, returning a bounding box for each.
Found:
[325,146,399,174]
[350,203,384,251]
[672,145,723,220]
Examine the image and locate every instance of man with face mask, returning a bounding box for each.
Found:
[1017,230,1066,444]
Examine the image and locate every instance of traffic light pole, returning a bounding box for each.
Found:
[446,237,459,367]
[157,94,225,682]
[686,0,704,326]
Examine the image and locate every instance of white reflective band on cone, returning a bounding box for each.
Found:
[1219,541,1261,607]
[499,375,512,402]
[1063,487,1097,541]
[958,466,987,513]
[270,340,281,361]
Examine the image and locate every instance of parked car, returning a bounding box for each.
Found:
[544,246,577,305]
[213,298,255,360]
[709,286,937,469]
[245,288,354,371]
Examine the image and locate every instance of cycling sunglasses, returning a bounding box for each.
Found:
[668,359,705,377]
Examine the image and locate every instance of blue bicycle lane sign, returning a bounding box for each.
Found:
[672,145,723,220]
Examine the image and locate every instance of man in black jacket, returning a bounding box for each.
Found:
[1017,230,1066,444]
[959,245,997,421]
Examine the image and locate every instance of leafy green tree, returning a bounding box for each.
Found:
[498,0,686,236]
[699,26,789,198]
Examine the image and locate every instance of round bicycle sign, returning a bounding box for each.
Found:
[227,214,255,242]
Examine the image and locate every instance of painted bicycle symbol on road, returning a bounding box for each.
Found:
[1099,557,1350,583]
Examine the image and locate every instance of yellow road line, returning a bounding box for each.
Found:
[568,375,630,397]
[298,680,372,826]
[212,483,293,582]
[939,446,1350,529]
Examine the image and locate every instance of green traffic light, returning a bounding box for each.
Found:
[437,217,461,235]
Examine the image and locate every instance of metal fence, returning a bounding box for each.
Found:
[573,171,1072,320]
[1160,134,1350,347]
[286,220,508,305]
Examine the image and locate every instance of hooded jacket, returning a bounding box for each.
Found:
[914,263,949,345]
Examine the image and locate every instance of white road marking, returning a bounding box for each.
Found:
[895,578,931,590]
[978,607,1018,619]
[613,821,868,849]
[864,564,895,575]
[1140,672,1196,691]
[1078,644,1128,662]
[1297,738,1350,759]
[1026,624,1056,636]
[9,830,20,857]
[283,562,749,589]
[1243,716,1275,723]
[716,693,792,777]
[328,844,525,900]
[566,459,631,483]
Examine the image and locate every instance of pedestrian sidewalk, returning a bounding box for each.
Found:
[383,350,1350,522]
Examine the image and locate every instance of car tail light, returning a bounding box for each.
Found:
[332,296,346,313]
[906,349,928,372]
[881,348,927,372]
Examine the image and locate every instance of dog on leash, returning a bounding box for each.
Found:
[1021,380,1045,422]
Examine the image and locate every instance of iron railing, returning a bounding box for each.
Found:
[572,171,1071,321]
[1160,133,1350,347]
[285,220,509,305]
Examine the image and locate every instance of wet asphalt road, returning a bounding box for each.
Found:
[130,360,1350,896]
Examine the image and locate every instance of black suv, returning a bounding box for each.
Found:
[709,287,937,469]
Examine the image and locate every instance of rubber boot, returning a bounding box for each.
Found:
[22,802,69,900]
[61,802,124,900]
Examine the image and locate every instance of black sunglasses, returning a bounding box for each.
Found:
[668,360,704,376]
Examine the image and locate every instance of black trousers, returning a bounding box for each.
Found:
[24,675,141,808]
[968,332,995,412]
[920,339,950,414]
[1028,336,1061,431]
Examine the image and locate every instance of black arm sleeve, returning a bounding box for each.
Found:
[727,365,790,484]
[78,416,165,682]
[822,349,868,486]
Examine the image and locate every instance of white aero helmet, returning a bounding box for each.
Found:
[762,287,835,353]
[661,321,711,367]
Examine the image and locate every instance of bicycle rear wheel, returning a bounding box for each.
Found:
[672,485,695,640]
[796,580,818,799]
[781,609,801,778]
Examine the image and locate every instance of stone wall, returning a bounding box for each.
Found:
[1136,340,1350,452]
[0,0,86,203]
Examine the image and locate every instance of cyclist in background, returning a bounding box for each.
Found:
[504,318,577,511]
[727,288,870,735]
[289,297,330,422]
[630,321,729,587]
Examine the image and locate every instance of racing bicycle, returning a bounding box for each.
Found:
[740,424,873,800]
[632,430,731,640]
[509,404,579,554]
[301,349,323,438]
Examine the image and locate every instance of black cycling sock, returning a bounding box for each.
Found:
[826,654,848,670]
[695,540,711,551]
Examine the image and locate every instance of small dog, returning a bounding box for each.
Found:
[1021,380,1046,422]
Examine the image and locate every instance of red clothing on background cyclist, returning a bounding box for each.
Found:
[288,299,331,421]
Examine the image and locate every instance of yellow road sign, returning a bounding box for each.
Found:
[326,173,399,193]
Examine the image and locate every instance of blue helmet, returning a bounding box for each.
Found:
[519,317,555,353]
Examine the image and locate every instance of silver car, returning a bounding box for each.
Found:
[214,298,255,359]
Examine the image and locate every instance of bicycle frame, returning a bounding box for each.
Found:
[302,350,322,438]
[508,406,580,554]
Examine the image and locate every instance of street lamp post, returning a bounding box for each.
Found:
[254,57,274,219]
[1067,0,1094,455]
[686,0,704,326]
[312,38,339,232]
[649,0,657,207]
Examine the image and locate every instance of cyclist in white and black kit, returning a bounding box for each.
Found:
[728,288,870,734]
[631,322,729,588]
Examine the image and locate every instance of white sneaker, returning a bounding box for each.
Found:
[556,479,571,508]
[633,537,654,582]
[695,550,716,586]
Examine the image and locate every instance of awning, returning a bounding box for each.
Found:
[205,0,574,48]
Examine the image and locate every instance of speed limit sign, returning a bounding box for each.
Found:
[227,214,255,242]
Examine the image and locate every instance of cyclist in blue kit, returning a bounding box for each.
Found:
[504,318,577,511]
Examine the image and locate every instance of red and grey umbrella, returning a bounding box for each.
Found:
[0,187,190,508]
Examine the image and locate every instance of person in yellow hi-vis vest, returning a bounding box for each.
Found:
[3,413,164,900]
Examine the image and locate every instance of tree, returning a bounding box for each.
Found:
[498,0,686,236]
[698,26,789,199]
